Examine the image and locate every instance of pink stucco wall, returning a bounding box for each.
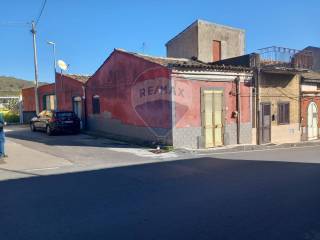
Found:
[86,50,172,129]
[172,77,251,128]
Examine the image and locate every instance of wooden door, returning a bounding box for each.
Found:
[202,90,224,148]
[260,103,271,144]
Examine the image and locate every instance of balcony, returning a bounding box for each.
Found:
[258,46,313,69]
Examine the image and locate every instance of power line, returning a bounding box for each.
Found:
[35,0,48,26]
[0,21,29,28]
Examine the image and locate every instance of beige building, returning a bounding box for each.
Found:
[257,70,301,144]
[166,19,246,63]
[214,47,314,145]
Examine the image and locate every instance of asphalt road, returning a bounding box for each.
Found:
[1,126,320,239]
[1,156,320,239]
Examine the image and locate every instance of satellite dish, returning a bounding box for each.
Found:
[57,60,68,71]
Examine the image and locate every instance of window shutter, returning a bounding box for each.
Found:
[278,102,290,125]
[43,95,47,111]
[285,103,289,124]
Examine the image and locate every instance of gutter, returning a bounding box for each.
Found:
[236,76,241,144]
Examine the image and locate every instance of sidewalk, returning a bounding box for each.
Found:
[176,139,320,155]
[0,140,72,180]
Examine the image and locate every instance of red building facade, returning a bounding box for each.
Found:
[85,49,253,148]
[21,49,253,148]
[21,74,89,124]
[300,72,320,141]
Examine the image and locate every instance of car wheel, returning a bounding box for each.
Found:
[46,126,52,136]
[30,123,36,132]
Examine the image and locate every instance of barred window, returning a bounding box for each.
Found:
[278,102,290,125]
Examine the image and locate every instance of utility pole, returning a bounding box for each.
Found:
[47,41,57,110]
[254,54,261,145]
[31,21,40,115]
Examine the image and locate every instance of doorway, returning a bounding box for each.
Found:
[307,102,318,140]
[202,89,224,148]
[260,103,271,144]
[73,96,82,128]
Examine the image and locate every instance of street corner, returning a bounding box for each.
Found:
[0,139,73,180]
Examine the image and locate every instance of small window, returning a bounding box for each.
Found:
[212,40,221,62]
[43,94,56,111]
[92,95,100,114]
[278,102,290,125]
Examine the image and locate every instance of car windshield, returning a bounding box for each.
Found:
[55,112,74,118]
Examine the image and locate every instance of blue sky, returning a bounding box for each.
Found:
[0,0,319,83]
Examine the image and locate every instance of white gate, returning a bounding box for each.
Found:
[307,102,318,140]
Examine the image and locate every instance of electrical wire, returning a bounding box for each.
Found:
[35,0,48,26]
[1,0,48,28]
[0,21,29,28]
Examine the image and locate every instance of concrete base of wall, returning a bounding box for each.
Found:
[172,122,252,149]
[271,123,301,144]
[224,123,252,145]
[172,127,202,149]
[22,111,36,124]
[87,112,173,146]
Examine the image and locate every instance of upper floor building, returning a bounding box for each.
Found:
[166,19,245,63]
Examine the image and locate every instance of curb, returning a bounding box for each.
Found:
[175,140,320,155]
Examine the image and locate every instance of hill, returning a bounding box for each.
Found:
[0,76,36,96]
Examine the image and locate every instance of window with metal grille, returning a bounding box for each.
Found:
[278,102,290,125]
[92,95,100,114]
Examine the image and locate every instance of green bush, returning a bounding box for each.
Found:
[0,110,20,123]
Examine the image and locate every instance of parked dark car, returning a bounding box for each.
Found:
[30,110,81,135]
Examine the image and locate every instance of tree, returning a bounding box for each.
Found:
[6,98,19,114]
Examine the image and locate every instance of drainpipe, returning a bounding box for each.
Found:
[255,55,261,145]
[236,76,241,144]
[83,84,87,130]
[298,74,302,138]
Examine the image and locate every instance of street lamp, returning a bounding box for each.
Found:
[47,41,58,110]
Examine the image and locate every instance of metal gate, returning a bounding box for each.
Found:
[260,103,271,144]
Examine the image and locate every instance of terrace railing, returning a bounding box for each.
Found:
[258,46,313,69]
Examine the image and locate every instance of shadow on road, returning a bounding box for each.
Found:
[5,126,140,149]
[1,157,320,240]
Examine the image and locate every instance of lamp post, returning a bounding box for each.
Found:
[47,41,58,110]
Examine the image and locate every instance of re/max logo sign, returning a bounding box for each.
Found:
[139,85,185,98]
[131,78,192,107]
